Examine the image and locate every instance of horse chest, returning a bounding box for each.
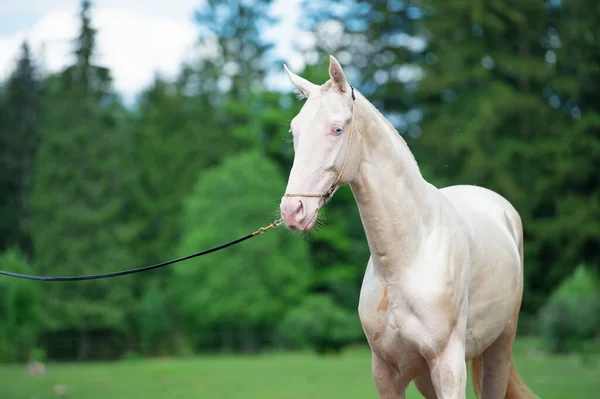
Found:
[358,261,440,375]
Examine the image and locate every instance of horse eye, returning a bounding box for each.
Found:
[332,126,343,135]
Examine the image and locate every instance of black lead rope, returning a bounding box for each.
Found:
[0,88,357,282]
[0,219,283,282]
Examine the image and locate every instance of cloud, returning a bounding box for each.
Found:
[1,0,304,103]
[5,0,201,20]
[0,11,73,81]
[0,5,198,103]
[262,0,312,93]
[0,0,306,101]
[93,8,197,98]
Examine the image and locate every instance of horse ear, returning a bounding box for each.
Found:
[328,55,349,93]
[283,64,318,99]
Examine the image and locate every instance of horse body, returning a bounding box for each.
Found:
[441,184,524,360]
[280,56,536,399]
[356,183,524,396]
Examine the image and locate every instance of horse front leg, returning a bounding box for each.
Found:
[423,332,468,399]
[371,352,408,399]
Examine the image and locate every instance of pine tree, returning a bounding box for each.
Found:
[0,83,8,246]
[30,0,137,360]
[193,0,276,100]
[298,0,422,112]
[412,0,562,312]
[126,0,280,350]
[62,0,111,96]
[105,0,281,353]
[541,0,600,278]
[181,0,279,150]
[0,42,42,257]
[126,75,229,323]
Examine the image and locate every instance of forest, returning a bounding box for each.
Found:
[0,0,598,363]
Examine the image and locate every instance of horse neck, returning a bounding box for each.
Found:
[349,95,438,269]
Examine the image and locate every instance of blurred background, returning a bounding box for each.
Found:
[0,0,598,397]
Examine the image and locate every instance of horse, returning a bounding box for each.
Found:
[279,55,538,399]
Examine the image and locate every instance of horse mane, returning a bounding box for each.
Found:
[355,89,419,167]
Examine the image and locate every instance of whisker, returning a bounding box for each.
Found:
[282,133,293,144]
[272,202,328,239]
[288,229,307,239]
[269,203,283,221]
[293,211,327,239]
[309,212,327,237]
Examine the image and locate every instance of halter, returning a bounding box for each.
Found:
[284,86,357,200]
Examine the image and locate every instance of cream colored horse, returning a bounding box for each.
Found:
[279,56,537,399]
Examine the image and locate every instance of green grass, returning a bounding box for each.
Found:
[1,339,598,398]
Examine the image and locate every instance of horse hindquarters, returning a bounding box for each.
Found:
[470,239,537,399]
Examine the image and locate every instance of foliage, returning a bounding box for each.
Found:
[410,0,580,312]
[173,151,312,352]
[0,42,42,257]
[540,0,600,280]
[136,281,171,356]
[193,0,276,98]
[277,293,364,354]
[28,0,138,360]
[0,249,40,362]
[126,75,240,311]
[538,265,600,355]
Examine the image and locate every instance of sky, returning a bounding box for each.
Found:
[0,0,305,103]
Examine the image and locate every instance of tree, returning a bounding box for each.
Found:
[0,42,42,258]
[121,0,287,355]
[541,0,600,279]
[29,0,137,360]
[192,0,277,100]
[130,78,208,274]
[412,0,561,312]
[127,76,238,354]
[0,249,41,362]
[180,0,279,153]
[299,0,422,104]
[174,151,312,353]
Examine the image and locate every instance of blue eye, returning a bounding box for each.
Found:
[333,126,343,135]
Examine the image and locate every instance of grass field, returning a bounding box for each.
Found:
[1,339,598,399]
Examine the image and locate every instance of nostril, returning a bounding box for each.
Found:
[281,199,304,222]
[295,200,306,222]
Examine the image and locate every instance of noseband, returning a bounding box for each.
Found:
[284,86,357,200]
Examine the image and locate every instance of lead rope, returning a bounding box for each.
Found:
[0,88,357,282]
[0,219,283,281]
[284,86,356,199]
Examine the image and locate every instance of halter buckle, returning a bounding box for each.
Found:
[324,183,336,198]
